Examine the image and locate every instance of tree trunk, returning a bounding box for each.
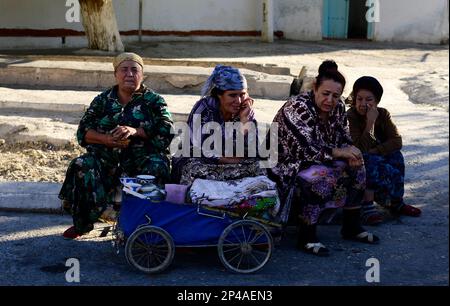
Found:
[79,0,124,52]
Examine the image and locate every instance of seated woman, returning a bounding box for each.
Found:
[269,60,379,256]
[347,76,421,224]
[171,65,265,185]
[59,52,174,239]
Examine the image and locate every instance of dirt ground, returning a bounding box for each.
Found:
[0,107,83,182]
[0,40,448,184]
[0,140,83,183]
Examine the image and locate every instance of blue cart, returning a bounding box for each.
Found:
[112,190,282,274]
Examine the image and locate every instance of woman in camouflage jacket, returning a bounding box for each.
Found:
[59,53,174,239]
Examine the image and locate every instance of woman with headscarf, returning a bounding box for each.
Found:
[347,76,421,223]
[59,52,174,239]
[171,65,265,185]
[269,60,379,256]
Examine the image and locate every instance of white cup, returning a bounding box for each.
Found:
[136,175,156,185]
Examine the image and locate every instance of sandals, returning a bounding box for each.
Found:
[299,242,330,256]
[342,231,380,244]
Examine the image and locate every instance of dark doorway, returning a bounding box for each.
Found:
[348,0,368,39]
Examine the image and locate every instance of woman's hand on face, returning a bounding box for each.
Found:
[239,97,254,123]
[366,104,379,123]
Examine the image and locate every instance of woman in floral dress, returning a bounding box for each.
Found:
[269,60,379,256]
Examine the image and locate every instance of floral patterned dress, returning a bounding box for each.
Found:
[268,91,366,225]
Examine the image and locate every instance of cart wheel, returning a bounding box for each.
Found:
[125,225,174,274]
[218,220,273,274]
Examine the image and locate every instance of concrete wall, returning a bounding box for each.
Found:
[374,0,449,44]
[275,0,322,40]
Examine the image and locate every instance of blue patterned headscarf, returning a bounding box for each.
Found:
[201,65,248,97]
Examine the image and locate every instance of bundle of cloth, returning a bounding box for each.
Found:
[189,175,280,220]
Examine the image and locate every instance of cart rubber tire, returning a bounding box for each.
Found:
[218,220,273,274]
[125,225,174,274]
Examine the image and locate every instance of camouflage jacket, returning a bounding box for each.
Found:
[76,85,174,171]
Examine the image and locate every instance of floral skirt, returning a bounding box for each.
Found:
[363,150,405,205]
[295,161,366,225]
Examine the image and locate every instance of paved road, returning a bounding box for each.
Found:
[0,208,447,286]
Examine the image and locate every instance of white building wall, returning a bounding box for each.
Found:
[275,0,322,40]
[0,0,82,30]
[0,0,84,49]
[0,0,263,48]
[138,0,261,31]
[374,0,449,44]
[0,0,448,49]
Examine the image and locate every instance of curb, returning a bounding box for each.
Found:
[0,61,292,100]
[0,182,62,213]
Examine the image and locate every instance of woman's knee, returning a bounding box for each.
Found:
[68,153,98,170]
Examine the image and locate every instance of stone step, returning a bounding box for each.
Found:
[0,54,292,76]
[0,60,293,100]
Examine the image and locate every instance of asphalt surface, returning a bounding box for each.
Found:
[0,207,447,286]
